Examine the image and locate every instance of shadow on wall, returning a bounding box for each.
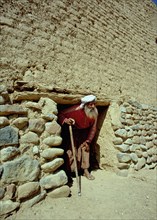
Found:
[90,105,109,170]
[57,104,109,171]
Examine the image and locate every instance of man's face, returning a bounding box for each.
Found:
[84,102,98,119]
[86,102,96,109]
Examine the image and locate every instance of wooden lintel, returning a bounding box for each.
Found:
[11,92,111,106]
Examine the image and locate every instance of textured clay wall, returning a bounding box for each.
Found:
[0,0,157,106]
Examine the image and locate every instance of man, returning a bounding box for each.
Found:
[58,94,98,180]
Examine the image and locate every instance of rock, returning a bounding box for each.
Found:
[117,153,131,163]
[132,136,141,144]
[128,100,142,109]
[12,117,28,129]
[41,113,57,121]
[1,155,40,184]
[149,163,156,169]
[0,85,10,103]
[25,101,41,110]
[0,146,20,162]
[43,135,62,146]
[146,156,152,164]
[21,190,46,208]
[20,131,39,144]
[140,136,146,145]
[38,97,58,115]
[125,119,134,126]
[131,124,140,130]
[40,170,68,190]
[142,152,148,158]
[135,150,143,158]
[114,129,127,139]
[115,144,130,152]
[130,144,141,152]
[0,126,19,147]
[33,146,39,155]
[141,104,149,110]
[147,148,153,156]
[45,121,61,135]
[120,106,126,113]
[130,153,138,163]
[141,130,147,136]
[127,130,134,138]
[124,138,132,145]
[0,200,20,216]
[41,148,64,159]
[0,84,7,93]
[140,144,147,151]
[0,187,5,200]
[113,137,123,145]
[5,184,16,200]
[41,158,64,173]
[47,185,70,198]
[135,158,146,170]
[126,107,133,114]
[151,155,157,163]
[0,96,5,104]
[117,163,130,169]
[0,104,27,116]
[17,182,40,200]
[29,119,45,134]
[0,117,9,128]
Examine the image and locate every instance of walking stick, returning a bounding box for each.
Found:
[69,125,81,196]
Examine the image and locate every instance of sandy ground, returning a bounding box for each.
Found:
[5,168,157,220]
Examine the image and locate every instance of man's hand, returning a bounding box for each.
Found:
[81,141,90,152]
[64,118,75,125]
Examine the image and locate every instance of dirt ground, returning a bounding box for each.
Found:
[5,168,157,220]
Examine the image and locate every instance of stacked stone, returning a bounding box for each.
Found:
[0,85,70,217]
[113,99,157,174]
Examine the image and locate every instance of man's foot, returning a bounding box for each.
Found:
[83,173,95,180]
[83,169,95,180]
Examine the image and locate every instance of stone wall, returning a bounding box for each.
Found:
[96,99,157,175]
[0,84,157,216]
[107,99,157,176]
[0,85,70,216]
[0,0,157,106]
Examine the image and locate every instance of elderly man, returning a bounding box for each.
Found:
[58,95,98,180]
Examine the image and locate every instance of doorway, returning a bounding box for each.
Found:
[57,104,109,171]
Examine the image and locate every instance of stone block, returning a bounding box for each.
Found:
[0,126,19,147]
[1,155,40,184]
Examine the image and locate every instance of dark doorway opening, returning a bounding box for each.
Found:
[57,104,109,172]
[91,105,109,170]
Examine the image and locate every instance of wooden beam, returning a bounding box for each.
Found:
[11,91,111,106]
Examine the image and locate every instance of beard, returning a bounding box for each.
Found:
[84,105,98,119]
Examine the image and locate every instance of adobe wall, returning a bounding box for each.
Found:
[0,0,157,106]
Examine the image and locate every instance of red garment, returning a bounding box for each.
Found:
[58,104,97,143]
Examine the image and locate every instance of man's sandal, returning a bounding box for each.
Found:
[83,173,95,180]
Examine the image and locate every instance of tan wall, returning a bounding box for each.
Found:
[0,0,157,106]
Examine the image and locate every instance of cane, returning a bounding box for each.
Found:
[69,125,81,196]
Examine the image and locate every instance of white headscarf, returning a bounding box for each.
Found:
[80,95,96,108]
